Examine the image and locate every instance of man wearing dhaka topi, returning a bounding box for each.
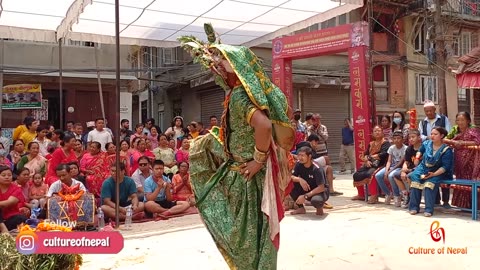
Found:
[179,24,295,270]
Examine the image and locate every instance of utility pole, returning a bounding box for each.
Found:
[434,0,447,115]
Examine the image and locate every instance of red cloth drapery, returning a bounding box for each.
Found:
[457,73,480,89]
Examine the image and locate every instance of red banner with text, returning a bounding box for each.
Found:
[348,46,372,169]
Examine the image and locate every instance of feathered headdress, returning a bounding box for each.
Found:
[178,23,230,90]
[177,23,222,69]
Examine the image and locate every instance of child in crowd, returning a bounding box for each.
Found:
[394,129,422,208]
[375,131,407,206]
[381,115,392,140]
[28,173,48,209]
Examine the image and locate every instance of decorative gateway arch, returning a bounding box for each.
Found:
[272,21,372,169]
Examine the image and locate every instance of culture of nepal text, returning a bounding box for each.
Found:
[408,247,467,254]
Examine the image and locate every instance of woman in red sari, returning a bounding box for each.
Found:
[129,138,155,175]
[80,141,108,198]
[443,112,480,209]
[105,142,130,176]
[44,134,77,185]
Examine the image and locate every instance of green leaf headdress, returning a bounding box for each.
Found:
[178,24,295,152]
[178,23,230,90]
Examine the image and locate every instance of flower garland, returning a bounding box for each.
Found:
[19,221,73,233]
[57,183,84,221]
[58,189,84,201]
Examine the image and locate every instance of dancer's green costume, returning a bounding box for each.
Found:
[179,24,294,270]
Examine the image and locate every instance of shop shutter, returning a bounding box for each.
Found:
[302,87,351,164]
[200,89,225,125]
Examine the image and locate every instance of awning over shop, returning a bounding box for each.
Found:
[0,0,363,47]
[456,73,480,89]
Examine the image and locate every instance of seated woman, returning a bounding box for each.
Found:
[352,126,390,203]
[409,127,453,217]
[175,138,190,164]
[172,162,194,205]
[45,134,77,186]
[80,142,108,198]
[105,142,130,175]
[0,166,27,232]
[153,134,178,178]
[17,141,47,178]
[443,112,480,209]
[15,167,32,215]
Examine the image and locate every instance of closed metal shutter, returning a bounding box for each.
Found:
[200,89,225,125]
[302,87,350,164]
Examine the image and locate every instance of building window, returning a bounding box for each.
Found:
[453,32,478,56]
[65,40,96,47]
[413,23,426,53]
[141,100,148,123]
[373,65,389,103]
[142,47,150,68]
[320,13,350,29]
[163,48,177,65]
[458,88,471,113]
[415,74,438,104]
[172,99,182,117]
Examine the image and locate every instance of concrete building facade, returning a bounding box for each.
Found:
[1,39,137,129]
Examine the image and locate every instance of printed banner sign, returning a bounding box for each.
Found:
[348,46,372,169]
[2,84,42,109]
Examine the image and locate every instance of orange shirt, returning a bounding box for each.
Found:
[172,173,193,198]
[29,183,48,199]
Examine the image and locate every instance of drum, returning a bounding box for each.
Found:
[47,193,95,226]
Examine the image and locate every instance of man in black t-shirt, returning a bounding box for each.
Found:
[290,146,329,216]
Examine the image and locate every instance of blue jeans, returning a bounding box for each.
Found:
[409,182,439,214]
[375,167,401,196]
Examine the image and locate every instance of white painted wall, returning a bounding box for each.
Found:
[120,92,132,126]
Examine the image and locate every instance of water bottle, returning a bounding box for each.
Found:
[124,206,133,230]
[97,208,105,230]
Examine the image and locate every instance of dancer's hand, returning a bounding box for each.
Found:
[239,160,263,181]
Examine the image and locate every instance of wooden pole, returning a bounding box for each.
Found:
[59,39,64,130]
[95,45,107,121]
[114,0,121,229]
[435,0,447,115]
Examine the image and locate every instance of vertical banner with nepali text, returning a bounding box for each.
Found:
[348,46,372,170]
[272,58,293,107]
[2,84,42,109]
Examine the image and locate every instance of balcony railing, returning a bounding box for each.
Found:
[443,0,480,16]
[409,0,480,16]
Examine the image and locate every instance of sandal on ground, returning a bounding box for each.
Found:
[409,210,418,215]
[367,196,378,204]
[323,202,333,209]
[351,195,365,201]
[330,191,344,196]
[424,212,432,217]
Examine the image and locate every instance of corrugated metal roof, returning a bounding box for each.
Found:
[458,47,480,73]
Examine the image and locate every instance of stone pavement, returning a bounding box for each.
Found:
[82,173,479,270]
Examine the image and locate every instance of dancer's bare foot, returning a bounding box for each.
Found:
[316,207,324,216]
[290,207,306,215]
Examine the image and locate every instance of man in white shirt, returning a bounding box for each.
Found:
[47,164,87,197]
[87,118,113,151]
[131,156,153,201]
[418,101,451,141]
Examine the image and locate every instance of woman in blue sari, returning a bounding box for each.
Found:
[409,127,453,217]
